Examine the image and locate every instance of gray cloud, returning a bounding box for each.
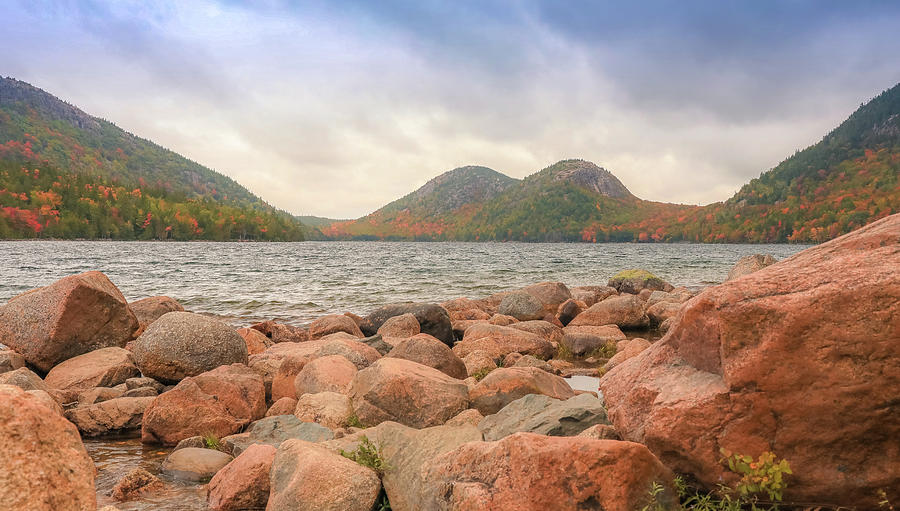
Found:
[2,0,899,218]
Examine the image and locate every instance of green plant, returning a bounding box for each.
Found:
[587,341,617,360]
[375,491,392,511]
[721,449,792,502]
[640,481,667,511]
[471,367,494,381]
[555,342,574,361]
[202,433,220,450]
[345,414,364,428]
[340,436,389,475]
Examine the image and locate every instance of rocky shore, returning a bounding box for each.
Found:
[1,214,898,511]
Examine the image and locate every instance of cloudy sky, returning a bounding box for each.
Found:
[2,1,900,218]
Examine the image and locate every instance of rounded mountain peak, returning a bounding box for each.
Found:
[542,159,633,198]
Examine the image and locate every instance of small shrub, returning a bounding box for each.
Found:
[202,433,220,450]
[556,342,574,361]
[340,436,389,475]
[471,367,494,381]
[345,414,364,428]
[720,449,792,501]
[587,341,617,360]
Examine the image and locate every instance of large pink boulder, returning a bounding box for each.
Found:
[420,433,677,510]
[128,295,184,330]
[208,443,276,511]
[43,347,139,391]
[309,314,364,340]
[294,354,357,396]
[452,324,554,361]
[600,214,900,508]
[142,364,266,445]
[386,334,467,379]
[0,271,139,372]
[569,294,649,329]
[350,357,469,428]
[0,385,96,510]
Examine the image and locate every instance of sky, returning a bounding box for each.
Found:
[2,1,900,218]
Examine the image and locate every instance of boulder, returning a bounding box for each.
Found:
[726,253,777,281]
[309,314,364,340]
[478,393,609,441]
[452,324,554,361]
[446,408,484,427]
[522,281,573,314]
[208,443,276,511]
[316,338,382,369]
[125,376,164,392]
[123,386,157,398]
[294,391,355,429]
[488,313,518,326]
[608,269,674,294]
[350,357,469,428]
[141,364,266,445]
[0,366,46,391]
[237,327,271,355]
[462,350,497,377]
[468,367,575,415]
[556,299,583,326]
[568,294,649,329]
[646,300,683,328]
[560,325,626,357]
[111,468,165,501]
[376,313,421,337]
[512,354,554,373]
[132,312,249,383]
[570,285,618,306]
[0,349,26,373]
[0,271,139,372]
[294,354,357,396]
[508,320,564,343]
[270,354,313,401]
[250,320,309,343]
[43,347,139,391]
[420,433,677,511]
[65,396,154,436]
[600,214,900,507]
[128,295,184,329]
[497,291,544,321]
[223,415,333,456]
[386,334,467,379]
[360,303,454,346]
[577,424,622,440]
[77,386,123,405]
[602,338,651,372]
[161,447,234,481]
[268,439,381,511]
[267,397,298,417]
[26,389,65,415]
[0,385,96,510]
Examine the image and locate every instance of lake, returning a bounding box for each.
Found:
[0,241,809,325]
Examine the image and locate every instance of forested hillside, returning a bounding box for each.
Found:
[0,77,305,240]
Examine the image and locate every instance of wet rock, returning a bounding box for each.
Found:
[478,393,609,441]
[600,214,900,507]
[295,354,357,396]
[267,397,298,417]
[726,253,777,281]
[142,364,266,445]
[111,468,164,501]
[350,357,469,428]
[560,324,626,356]
[66,396,154,436]
[608,269,674,294]
[386,333,467,379]
[309,314,364,339]
[0,385,96,510]
[268,439,381,511]
[44,347,139,392]
[360,303,454,346]
[452,324,554,361]
[420,433,677,511]
[237,327,271,355]
[0,271,139,372]
[128,295,184,330]
[250,320,309,343]
[132,312,248,383]
[0,366,46,391]
[498,291,545,321]
[161,447,234,481]
[294,391,355,429]
[223,415,334,456]
[208,443,276,511]
[0,349,26,373]
[376,312,421,338]
[568,294,649,329]
[468,367,575,415]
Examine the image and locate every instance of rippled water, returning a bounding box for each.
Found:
[0,241,808,325]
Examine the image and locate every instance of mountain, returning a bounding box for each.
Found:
[324,83,899,243]
[0,77,305,240]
